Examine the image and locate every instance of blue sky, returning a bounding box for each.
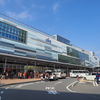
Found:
[0,0,100,59]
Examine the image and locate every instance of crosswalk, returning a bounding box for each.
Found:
[48,90,60,95]
[93,82,98,86]
[45,86,60,95]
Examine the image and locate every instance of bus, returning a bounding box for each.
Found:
[69,70,89,78]
[54,69,66,79]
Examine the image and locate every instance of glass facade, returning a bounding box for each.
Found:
[67,47,89,60]
[0,13,99,68]
[0,21,27,43]
[57,35,70,45]
[58,54,85,66]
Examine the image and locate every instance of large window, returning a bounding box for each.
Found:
[58,54,85,66]
[0,21,27,43]
[57,35,70,45]
[67,47,89,61]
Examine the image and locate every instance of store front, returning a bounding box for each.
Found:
[0,63,24,75]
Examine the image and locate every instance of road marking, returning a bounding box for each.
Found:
[28,83,34,85]
[48,90,59,95]
[36,82,40,83]
[15,83,34,88]
[95,82,98,86]
[54,81,62,85]
[0,96,1,100]
[66,81,77,92]
[1,91,4,94]
[93,82,98,86]
[45,86,60,95]
[41,81,45,82]
[5,87,9,90]
[45,87,55,90]
[93,82,95,86]
[10,85,15,87]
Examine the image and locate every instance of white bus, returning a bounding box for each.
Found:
[54,69,66,79]
[70,70,89,78]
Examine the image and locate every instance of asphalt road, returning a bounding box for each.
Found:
[0,78,100,100]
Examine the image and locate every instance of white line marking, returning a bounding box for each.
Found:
[95,82,98,86]
[93,82,96,86]
[45,87,55,90]
[93,82,98,86]
[0,96,1,100]
[48,90,59,95]
[10,85,15,87]
[54,81,62,85]
[41,81,45,82]
[66,81,77,92]
[5,87,9,90]
[36,82,40,83]
[15,83,34,88]
[1,91,4,94]
[28,83,34,85]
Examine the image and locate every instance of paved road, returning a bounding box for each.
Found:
[0,78,100,100]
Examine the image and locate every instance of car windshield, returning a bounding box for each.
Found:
[46,72,53,75]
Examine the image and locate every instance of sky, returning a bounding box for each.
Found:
[0,0,100,59]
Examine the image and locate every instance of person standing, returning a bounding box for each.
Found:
[23,72,27,79]
[96,72,99,84]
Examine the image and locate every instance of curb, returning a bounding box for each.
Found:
[0,79,41,87]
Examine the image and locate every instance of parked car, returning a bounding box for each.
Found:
[45,70,58,81]
[54,69,66,79]
[83,73,100,81]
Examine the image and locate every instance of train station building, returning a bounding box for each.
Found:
[0,13,99,74]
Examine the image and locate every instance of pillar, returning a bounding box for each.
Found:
[4,57,7,73]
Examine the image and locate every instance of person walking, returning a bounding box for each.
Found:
[23,72,27,79]
[43,72,45,81]
[1,72,5,80]
[96,72,99,84]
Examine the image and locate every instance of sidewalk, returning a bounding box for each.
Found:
[0,78,41,87]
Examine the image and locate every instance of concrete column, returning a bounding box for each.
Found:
[54,64,55,70]
[4,57,7,72]
[34,61,36,78]
[67,66,69,77]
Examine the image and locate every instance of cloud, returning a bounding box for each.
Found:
[0,0,5,6]
[6,11,34,20]
[32,4,45,9]
[53,2,59,13]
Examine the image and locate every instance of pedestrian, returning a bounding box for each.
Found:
[23,72,27,79]
[40,73,43,81]
[19,72,23,79]
[45,73,49,81]
[30,72,33,78]
[43,72,45,81]
[10,72,14,79]
[96,72,99,84]
[5,72,8,79]
[1,72,5,80]
[17,72,20,79]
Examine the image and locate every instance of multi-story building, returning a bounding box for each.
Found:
[0,13,99,74]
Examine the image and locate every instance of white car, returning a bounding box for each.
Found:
[54,69,66,79]
[83,73,100,81]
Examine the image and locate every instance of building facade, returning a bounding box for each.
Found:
[0,13,99,73]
